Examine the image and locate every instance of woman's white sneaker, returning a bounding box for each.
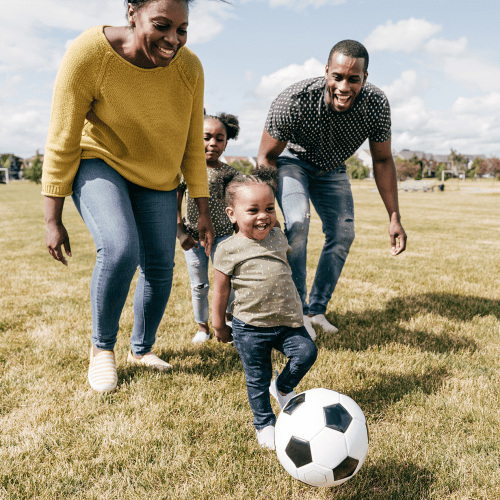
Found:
[88,348,117,392]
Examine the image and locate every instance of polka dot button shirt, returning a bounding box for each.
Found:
[265,77,392,171]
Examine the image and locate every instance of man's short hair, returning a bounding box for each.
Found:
[328,40,369,73]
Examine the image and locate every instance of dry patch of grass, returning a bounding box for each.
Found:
[1,181,499,499]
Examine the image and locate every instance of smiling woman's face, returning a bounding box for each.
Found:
[128,0,189,68]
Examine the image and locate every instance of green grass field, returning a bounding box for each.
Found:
[1,180,499,499]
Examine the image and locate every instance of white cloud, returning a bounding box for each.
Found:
[381,70,419,103]
[440,55,500,93]
[255,58,324,99]
[364,18,441,53]
[267,0,346,8]
[0,100,51,157]
[424,37,467,56]
[452,92,500,114]
[188,1,235,45]
[389,92,500,156]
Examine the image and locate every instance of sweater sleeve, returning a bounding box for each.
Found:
[178,58,209,199]
[42,28,103,197]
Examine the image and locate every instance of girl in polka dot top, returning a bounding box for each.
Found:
[177,113,240,344]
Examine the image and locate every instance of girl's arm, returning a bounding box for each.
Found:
[176,186,199,251]
[212,269,233,343]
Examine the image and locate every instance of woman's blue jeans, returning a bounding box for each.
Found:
[183,236,235,324]
[72,159,177,355]
[232,317,318,430]
[276,153,355,316]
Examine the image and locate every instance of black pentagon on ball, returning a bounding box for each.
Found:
[323,404,352,433]
[332,456,359,480]
[285,436,312,468]
[283,393,306,415]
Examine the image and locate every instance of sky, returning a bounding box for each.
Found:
[1,0,499,159]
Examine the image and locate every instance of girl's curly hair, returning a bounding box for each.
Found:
[224,166,278,207]
[204,112,240,141]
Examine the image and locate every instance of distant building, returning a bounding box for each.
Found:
[221,156,256,167]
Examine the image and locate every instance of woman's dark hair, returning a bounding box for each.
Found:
[204,112,240,141]
[224,166,278,207]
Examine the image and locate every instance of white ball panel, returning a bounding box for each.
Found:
[276,448,299,480]
[310,428,348,469]
[305,388,340,407]
[284,402,326,442]
[339,394,366,423]
[344,418,369,460]
[275,413,294,451]
[297,462,335,487]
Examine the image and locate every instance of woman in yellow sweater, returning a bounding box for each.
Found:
[43,0,224,392]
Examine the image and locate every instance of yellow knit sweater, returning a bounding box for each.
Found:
[42,26,209,198]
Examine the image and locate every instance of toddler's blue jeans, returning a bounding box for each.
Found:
[232,317,317,430]
[72,159,177,355]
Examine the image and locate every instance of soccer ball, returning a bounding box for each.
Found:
[275,388,369,488]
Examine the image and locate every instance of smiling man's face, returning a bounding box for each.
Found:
[325,52,367,112]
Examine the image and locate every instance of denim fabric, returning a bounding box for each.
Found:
[72,158,177,355]
[183,235,235,324]
[232,317,317,430]
[276,153,355,316]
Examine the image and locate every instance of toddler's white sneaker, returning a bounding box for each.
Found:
[269,370,296,410]
[256,425,275,450]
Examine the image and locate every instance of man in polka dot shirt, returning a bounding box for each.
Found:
[257,39,407,337]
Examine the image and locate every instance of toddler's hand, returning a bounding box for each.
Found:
[215,325,233,343]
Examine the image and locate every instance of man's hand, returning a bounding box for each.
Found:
[389,214,406,256]
[215,324,233,343]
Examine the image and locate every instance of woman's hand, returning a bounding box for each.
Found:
[177,223,199,251]
[46,221,72,266]
[195,198,214,257]
[45,196,72,266]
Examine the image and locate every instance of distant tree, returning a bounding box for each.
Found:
[346,156,368,179]
[487,157,500,179]
[229,159,253,175]
[24,152,43,184]
[395,157,420,181]
[467,157,485,178]
[1,155,12,170]
[448,149,467,177]
[434,162,450,181]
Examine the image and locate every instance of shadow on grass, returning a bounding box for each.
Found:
[347,365,448,419]
[319,293,495,354]
[116,343,243,385]
[331,459,435,500]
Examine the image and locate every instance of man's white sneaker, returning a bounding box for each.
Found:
[303,315,317,340]
[192,331,210,344]
[269,370,296,410]
[309,314,338,334]
[256,425,275,450]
